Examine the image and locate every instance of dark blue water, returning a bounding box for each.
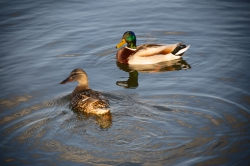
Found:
[1,0,250,165]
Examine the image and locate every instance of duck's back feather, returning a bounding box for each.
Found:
[134,43,179,57]
[70,89,110,114]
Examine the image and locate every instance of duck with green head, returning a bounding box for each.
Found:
[116,31,190,65]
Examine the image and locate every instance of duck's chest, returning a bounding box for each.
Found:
[116,47,135,64]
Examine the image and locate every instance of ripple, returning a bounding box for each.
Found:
[1,87,250,165]
[56,54,82,57]
[0,94,33,108]
[1,0,250,165]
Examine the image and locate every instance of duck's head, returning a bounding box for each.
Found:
[60,68,89,88]
[116,31,137,49]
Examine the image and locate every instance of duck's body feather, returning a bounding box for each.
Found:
[116,31,190,65]
[134,44,176,57]
[60,68,110,115]
[117,43,190,65]
[71,89,109,114]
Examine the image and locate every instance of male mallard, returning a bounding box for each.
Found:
[116,31,190,65]
[60,68,110,115]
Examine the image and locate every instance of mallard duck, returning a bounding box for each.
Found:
[116,31,190,65]
[60,68,110,115]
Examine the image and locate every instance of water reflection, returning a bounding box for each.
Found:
[73,110,112,129]
[116,59,191,89]
[116,70,139,89]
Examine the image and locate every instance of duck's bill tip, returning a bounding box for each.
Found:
[60,77,72,84]
[116,44,121,49]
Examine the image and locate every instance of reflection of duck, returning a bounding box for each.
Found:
[60,68,110,115]
[74,111,112,129]
[116,59,191,73]
[116,70,139,89]
[116,31,190,65]
[116,59,191,89]
[95,112,112,129]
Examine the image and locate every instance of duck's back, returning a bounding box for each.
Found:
[70,89,110,114]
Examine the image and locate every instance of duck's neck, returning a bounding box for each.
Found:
[127,41,137,49]
[72,84,90,96]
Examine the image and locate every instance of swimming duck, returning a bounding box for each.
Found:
[116,31,190,65]
[60,68,110,115]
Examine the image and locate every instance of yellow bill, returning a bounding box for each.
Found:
[116,39,126,48]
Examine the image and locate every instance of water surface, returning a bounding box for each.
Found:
[1,0,250,165]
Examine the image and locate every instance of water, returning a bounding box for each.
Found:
[1,0,250,165]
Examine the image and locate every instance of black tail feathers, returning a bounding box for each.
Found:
[171,43,187,55]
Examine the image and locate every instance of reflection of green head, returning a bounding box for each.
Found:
[116,31,137,49]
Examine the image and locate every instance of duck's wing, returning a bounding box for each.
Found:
[134,43,182,57]
[81,89,109,105]
[71,93,107,109]
[70,93,89,110]
[69,89,110,114]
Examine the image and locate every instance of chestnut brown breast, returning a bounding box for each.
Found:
[116,47,135,64]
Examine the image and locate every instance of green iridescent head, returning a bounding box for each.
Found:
[116,31,137,49]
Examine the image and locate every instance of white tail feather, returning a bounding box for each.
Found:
[176,45,190,55]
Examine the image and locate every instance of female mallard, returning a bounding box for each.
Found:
[60,68,110,115]
[116,31,190,65]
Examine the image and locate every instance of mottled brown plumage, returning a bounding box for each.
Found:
[60,68,110,115]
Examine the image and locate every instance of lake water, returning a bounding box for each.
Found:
[1,0,250,165]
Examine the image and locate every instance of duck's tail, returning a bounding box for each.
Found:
[91,100,110,115]
[172,43,190,56]
[94,108,110,115]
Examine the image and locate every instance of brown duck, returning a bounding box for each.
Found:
[60,68,110,115]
